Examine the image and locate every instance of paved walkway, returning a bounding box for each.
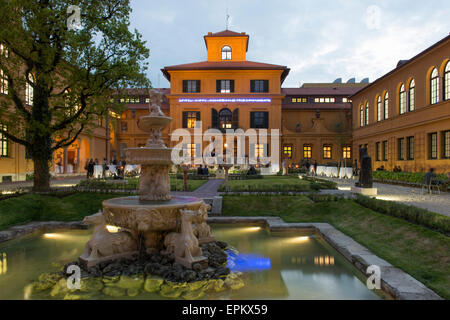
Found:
[320,177,450,217]
[0,176,84,192]
[172,179,224,198]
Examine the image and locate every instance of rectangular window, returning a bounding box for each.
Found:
[429,132,438,159]
[120,121,128,132]
[0,69,7,95]
[342,98,348,103]
[407,136,414,160]
[343,146,351,159]
[376,142,381,161]
[443,131,450,159]
[250,112,268,129]
[291,98,297,103]
[0,124,8,157]
[250,80,269,93]
[398,138,405,160]
[283,145,293,159]
[182,111,200,129]
[216,80,235,93]
[182,80,201,93]
[382,141,388,161]
[254,144,266,158]
[303,145,312,159]
[323,145,332,159]
[187,144,197,158]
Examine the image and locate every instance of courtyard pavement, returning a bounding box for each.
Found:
[0,176,84,192]
[172,179,224,199]
[319,177,450,217]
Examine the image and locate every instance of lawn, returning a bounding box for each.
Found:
[218,175,336,192]
[222,195,450,299]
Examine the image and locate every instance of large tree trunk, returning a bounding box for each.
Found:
[33,152,51,192]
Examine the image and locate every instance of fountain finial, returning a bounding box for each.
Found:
[147,89,166,117]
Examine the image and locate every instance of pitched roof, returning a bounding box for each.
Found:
[282,103,351,110]
[282,87,362,96]
[162,60,290,84]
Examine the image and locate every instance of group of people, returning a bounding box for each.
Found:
[196,165,210,176]
[85,158,126,179]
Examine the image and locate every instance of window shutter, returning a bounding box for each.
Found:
[182,112,188,128]
[264,112,269,128]
[196,80,201,93]
[182,80,188,93]
[196,112,201,121]
[211,108,218,128]
[230,80,235,93]
[216,80,221,93]
[264,80,269,93]
[250,80,255,93]
[250,112,255,128]
[232,109,239,128]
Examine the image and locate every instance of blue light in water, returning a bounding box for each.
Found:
[226,249,271,272]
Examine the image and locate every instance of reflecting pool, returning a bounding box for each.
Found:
[0,224,388,300]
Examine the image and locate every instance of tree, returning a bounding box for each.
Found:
[0,0,150,191]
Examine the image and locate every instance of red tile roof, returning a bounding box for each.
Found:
[162,60,290,83]
[206,30,248,37]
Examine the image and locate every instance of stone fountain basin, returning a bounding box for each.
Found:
[125,147,172,165]
[102,196,205,232]
[138,115,172,131]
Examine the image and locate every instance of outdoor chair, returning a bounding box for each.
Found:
[421,177,441,195]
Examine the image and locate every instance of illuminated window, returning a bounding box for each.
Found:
[399,84,406,114]
[430,68,439,105]
[407,136,414,160]
[365,102,369,125]
[283,145,292,159]
[444,131,450,159]
[221,46,232,60]
[343,146,351,159]
[0,124,8,157]
[25,74,34,105]
[217,80,234,93]
[444,62,450,101]
[0,43,8,57]
[314,97,335,103]
[429,132,438,159]
[187,144,197,158]
[384,92,389,119]
[360,105,364,127]
[323,145,332,159]
[219,108,232,129]
[145,98,150,103]
[377,96,382,122]
[303,145,312,159]
[342,98,348,103]
[291,98,297,103]
[398,138,405,160]
[255,144,265,158]
[182,111,200,129]
[0,69,7,95]
[409,79,415,111]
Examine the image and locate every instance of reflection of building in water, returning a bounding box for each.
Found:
[314,255,335,267]
[0,253,6,275]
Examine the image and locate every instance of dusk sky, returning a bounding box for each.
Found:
[129,0,450,88]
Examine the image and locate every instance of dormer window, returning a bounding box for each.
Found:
[221,46,232,60]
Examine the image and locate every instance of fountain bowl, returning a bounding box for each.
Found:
[138,115,172,132]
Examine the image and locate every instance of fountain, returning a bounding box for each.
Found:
[79,90,214,270]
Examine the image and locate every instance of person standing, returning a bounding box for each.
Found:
[313,160,318,176]
[88,159,94,179]
[102,158,108,179]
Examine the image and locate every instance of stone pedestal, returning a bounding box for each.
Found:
[351,186,378,196]
[139,164,171,201]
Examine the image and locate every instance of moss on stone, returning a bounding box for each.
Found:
[102,286,126,297]
[143,276,164,293]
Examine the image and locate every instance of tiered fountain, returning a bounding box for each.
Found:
[79,90,214,270]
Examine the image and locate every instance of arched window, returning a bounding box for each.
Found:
[221,46,232,60]
[360,105,364,127]
[377,96,382,122]
[25,73,34,106]
[399,84,406,114]
[384,92,389,120]
[408,79,415,111]
[219,108,232,129]
[444,62,450,101]
[365,102,369,125]
[430,68,439,105]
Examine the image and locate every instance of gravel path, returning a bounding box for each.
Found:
[320,177,450,217]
